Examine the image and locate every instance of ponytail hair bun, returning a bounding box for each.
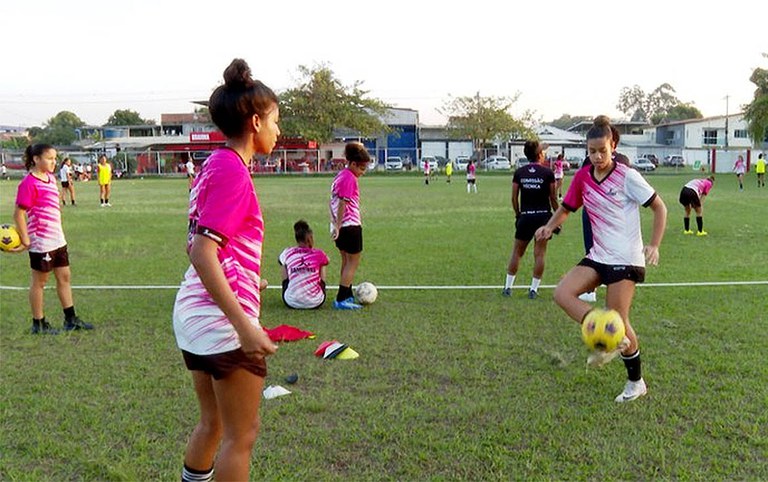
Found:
[223,58,256,90]
[586,115,613,141]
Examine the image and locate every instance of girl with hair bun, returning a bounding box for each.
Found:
[173,58,280,482]
[278,220,330,309]
[536,115,667,403]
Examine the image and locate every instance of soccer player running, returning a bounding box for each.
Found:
[330,141,371,310]
[172,58,279,482]
[733,154,746,191]
[755,153,766,188]
[536,116,667,403]
[679,176,715,236]
[502,140,558,299]
[279,220,330,309]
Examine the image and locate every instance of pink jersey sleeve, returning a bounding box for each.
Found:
[15,175,36,209]
[196,159,253,241]
[562,166,587,211]
[335,169,357,199]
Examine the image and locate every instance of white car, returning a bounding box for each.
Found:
[385,156,403,170]
[484,156,511,170]
[632,158,656,172]
[420,156,439,172]
[454,156,470,171]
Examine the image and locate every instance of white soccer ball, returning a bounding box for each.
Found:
[355,282,378,305]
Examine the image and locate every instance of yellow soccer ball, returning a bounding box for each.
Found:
[581,308,626,351]
[0,224,21,252]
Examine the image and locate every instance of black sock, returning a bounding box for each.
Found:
[683,217,690,231]
[33,317,44,328]
[337,285,353,302]
[696,216,703,232]
[105,198,109,203]
[63,306,76,320]
[622,350,642,382]
[181,464,214,482]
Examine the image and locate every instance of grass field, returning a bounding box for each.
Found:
[1,169,767,481]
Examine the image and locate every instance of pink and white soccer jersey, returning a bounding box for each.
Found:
[563,163,656,267]
[173,148,265,355]
[684,178,713,198]
[279,246,329,309]
[15,173,67,253]
[330,167,361,228]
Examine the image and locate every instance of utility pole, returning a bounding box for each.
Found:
[724,95,730,150]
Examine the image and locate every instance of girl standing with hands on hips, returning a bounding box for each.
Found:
[172,58,279,482]
[13,144,93,333]
[536,116,667,403]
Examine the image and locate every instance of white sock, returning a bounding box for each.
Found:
[467,183,471,193]
[182,465,214,482]
[504,274,516,289]
[530,277,541,292]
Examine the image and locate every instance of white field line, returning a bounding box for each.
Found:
[2,281,768,291]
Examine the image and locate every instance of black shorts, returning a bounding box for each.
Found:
[29,245,69,272]
[678,187,701,208]
[335,225,363,254]
[515,213,551,242]
[578,258,645,285]
[467,178,476,184]
[61,181,70,188]
[182,348,267,380]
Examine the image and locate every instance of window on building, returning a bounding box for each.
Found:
[703,129,718,145]
[734,129,748,139]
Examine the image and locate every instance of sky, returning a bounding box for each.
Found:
[1,0,765,128]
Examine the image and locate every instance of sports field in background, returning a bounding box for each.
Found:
[1,169,767,481]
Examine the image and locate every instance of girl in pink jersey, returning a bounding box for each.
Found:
[733,155,746,191]
[679,176,714,236]
[536,116,667,403]
[330,142,371,309]
[553,152,565,199]
[172,59,279,482]
[279,220,329,309]
[13,144,93,334]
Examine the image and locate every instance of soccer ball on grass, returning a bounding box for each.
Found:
[0,224,21,252]
[354,282,378,305]
[581,308,626,351]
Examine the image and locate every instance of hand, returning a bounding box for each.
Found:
[259,278,268,290]
[644,245,660,266]
[9,240,29,253]
[240,325,278,359]
[331,225,340,241]
[535,226,552,241]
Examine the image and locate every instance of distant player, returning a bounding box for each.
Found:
[184,153,196,191]
[330,141,371,310]
[502,140,558,299]
[97,155,112,206]
[755,153,765,188]
[733,155,746,191]
[59,157,76,206]
[466,160,477,193]
[13,144,94,334]
[279,220,329,309]
[536,115,667,403]
[553,152,565,199]
[679,176,714,236]
[423,158,430,185]
[445,159,453,183]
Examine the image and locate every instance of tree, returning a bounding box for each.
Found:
[279,64,390,143]
[743,53,768,146]
[617,83,692,124]
[105,109,153,126]
[440,92,535,160]
[653,103,703,124]
[32,111,85,145]
[0,136,29,149]
[549,114,591,130]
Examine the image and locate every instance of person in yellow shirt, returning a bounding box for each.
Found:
[756,153,766,188]
[97,155,113,207]
[445,159,453,183]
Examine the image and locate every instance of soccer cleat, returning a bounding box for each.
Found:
[587,337,629,368]
[332,297,363,310]
[683,230,694,235]
[696,231,708,236]
[31,321,59,335]
[578,292,597,303]
[64,316,94,331]
[528,289,537,299]
[501,288,511,297]
[614,378,648,403]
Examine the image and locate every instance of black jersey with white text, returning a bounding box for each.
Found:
[512,162,555,214]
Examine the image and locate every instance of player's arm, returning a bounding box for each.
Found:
[11,206,30,252]
[332,198,347,240]
[548,181,559,211]
[643,195,667,266]
[535,205,570,241]
[189,234,277,357]
[511,182,520,218]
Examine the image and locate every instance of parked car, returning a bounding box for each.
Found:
[420,156,439,172]
[638,154,659,166]
[385,156,403,170]
[483,156,511,170]
[454,155,470,171]
[632,157,656,172]
[663,155,685,167]
[567,156,584,169]
[515,157,530,169]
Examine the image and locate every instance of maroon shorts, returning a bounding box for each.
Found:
[182,348,267,380]
[29,245,70,273]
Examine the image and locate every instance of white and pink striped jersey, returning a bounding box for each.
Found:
[330,167,361,228]
[563,163,656,267]
[173,147,265,355]
[279,246,329,309]
[15,172,67,253]
[685,178,713,197]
